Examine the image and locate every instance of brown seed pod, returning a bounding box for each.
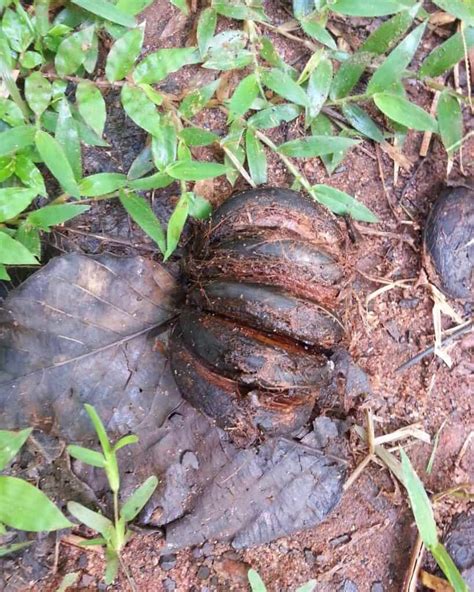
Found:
[423,186,473,301]
[170,187,346,445]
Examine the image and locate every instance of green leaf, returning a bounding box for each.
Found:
[245,129,267,185]
[307,57,332,120]
[188,193,212,219]
[55,25,95,76]
[0,98,25,128]
[295,582,317,592]
[170,0,189,14]
[14,157,45,198]
[128,172,174,190]
[278,135,359,157]
[133,47,199,84]
[76,81,106,138]
[106,25,145,82]
[35,131,80,197]
[0,156,15,183]
[113,434,139,452]
[261,69,309,107]
[197,7,217,56]
[24,72,51,119]
[27,204,89,230]
[105,549,120,584]
[127,146,154,180]
[56,99,82,182]
[71,0,136,27]
[79,173,127,197]
[56,572,80,592]
[228,73,260,121]
[367,21,427,94]
[0,188,37,223]
[419,27,474,78]
[0,476,72,531]
[293,0,314,18]
[121,83,162,136]
[437,91,462,158]
[248,569,267,592]
[0,264,10,280]
[203,30,253,70]
[165,192,189,259]
[247,103,302,129]
[116,0,154,16]
[0,125,35,157]
[432,0,474,26]
[300,17,337,50]
[139,83,164,106]
[431,542,469,592]
[119,189,166,254]
[0,233,38,265]
[179,127,219,146]
[67,445,106,468]
[15,224,41,259]
[400,448,438,547]
[374,93,438,132]
[166,160,228,181]
[212,1,266,21]
[67,501,113,539]
[342,104,385,142]
[0,542,33,557]
[259,37,296,76]
[84,30,99,73]
[330,0,409,17]
[179,79,219,119]
[0,428,32,471]
[312,184,379,222]
[2,8,34,53]
[151,115,177,170]
[120,476,158,521]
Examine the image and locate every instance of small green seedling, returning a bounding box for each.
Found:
[67,404,158,584]
[248,568,316,592]
[0,427,72,556]
[401,449,468,592]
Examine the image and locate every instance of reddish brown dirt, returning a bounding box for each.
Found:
[14,1,474,590]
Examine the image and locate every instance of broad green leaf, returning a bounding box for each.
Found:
[120,476,158,521]
[76,81,106,138]
[331,0,409,16]
[119,189,166,254]
[24,72,51,118]
[151,115,177,170]
[261,69,309,107]
[56,99,82,182]
[0,233,38,264]
[203,30,253,70]
[197,7,217,56]
[278,135,359,157]
[247,103,302,129]
[212,1,266,21]
[71,0,136,27]
[0,125,35,157]
[0,476,72,531]
[300,17,336,50]
[0,542,33,557]
[307,57,332,120]
[116,0,154,15]
[166,160,228,181]
[139,83,164,105]
[113,434,139,452]
[83,29,99,73]
[0,156,15,182]
[0,264,10,280]
[20,49,43,67]
[361,5,420,56]
[79,173,127,197]
[15,224,41,259]
[27,204,89,230]
[106,25,145,82]
[35,131,80,197]
[419,27,474,78]
[129,172,174,190]
[121,83,162,136]
[0,428,32,471]
[165,192,189,259]
[432,0,474,26]
[170,0,189,14]
[293,0,314,18]
[15,155,46,197]
[2,8,34,53]
[55,25,95,76]
[179,127,219,146]
[431,542,469,592]
[342,104,385,142]
[374,93,438,132]
[67,501,113,539]
[0,188,37,222]
[367,21,427,94]
[0,97,25,127]
[437,91,462,159]
[312,184,379,222]
[259,37,296,76]
[248,569,266,592]
[67,445,106,468]
[400,449,438,547]
[245,129,267,185]
[127,146,154,180]
[179,79,219,119]
[228,73,259,121]
[133,47,199,84]
[189,193,212,219]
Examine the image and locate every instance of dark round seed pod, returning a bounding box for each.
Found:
[423,185,473,301]
[170,187,346,445]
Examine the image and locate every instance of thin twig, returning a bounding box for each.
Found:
[402,534,425,592]
[41,72,126,87]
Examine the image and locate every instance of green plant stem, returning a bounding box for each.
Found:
[113,490,119,536]
[325,92,371,107]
